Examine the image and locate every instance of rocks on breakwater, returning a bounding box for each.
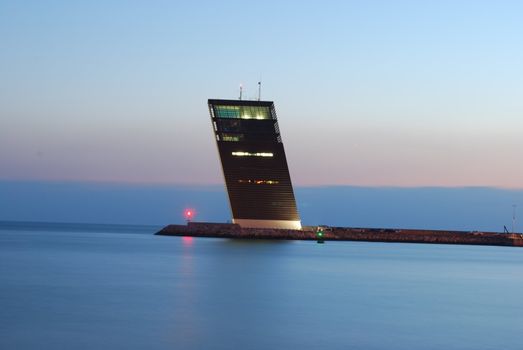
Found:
[156,222,523,247]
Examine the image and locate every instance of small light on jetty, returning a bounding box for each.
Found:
[316,226,325,244]
[184,209,195,223]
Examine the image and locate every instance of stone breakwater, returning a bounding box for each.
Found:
[156,222,523,247]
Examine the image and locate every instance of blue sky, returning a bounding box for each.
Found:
[1,0,523,187]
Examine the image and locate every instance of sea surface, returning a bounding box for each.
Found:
[1,221,522,350]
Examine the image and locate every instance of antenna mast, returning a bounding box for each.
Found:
[513,204,517,233]
[239,84,243,100]
[258,81,261,101]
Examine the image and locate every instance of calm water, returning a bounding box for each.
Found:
[1,222,522,349]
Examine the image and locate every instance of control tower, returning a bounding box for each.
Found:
[208,99,301,230]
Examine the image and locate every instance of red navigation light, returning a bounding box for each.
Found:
[184,208,195,221]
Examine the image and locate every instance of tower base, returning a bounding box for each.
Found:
[233,219,302,230]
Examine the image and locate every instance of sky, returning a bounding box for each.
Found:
[1,0,523,188]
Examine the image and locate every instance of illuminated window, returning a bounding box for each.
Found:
[221,134,244,142]
[215,106,240,119]
[215,105,271,120]
[231,152,273,157]
[238,179,279,185]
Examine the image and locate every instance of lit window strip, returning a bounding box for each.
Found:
[222,135,242,141]
[238,179,279,185]
[215,105,270,120]
[232,152,273,157]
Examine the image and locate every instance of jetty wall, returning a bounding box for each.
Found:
[156,222,523,247]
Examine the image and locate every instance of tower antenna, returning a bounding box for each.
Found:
[239,84,243,100]
[513,204,517,233]
[258,81,261,101]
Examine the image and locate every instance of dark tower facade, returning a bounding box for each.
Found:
[208,99,301,229]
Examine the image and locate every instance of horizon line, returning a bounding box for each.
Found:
[1,178,523,191]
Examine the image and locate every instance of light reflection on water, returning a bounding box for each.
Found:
[181,236,194,247]
[1,226,523,350]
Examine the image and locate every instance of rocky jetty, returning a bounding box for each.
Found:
[156,222,523,247]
